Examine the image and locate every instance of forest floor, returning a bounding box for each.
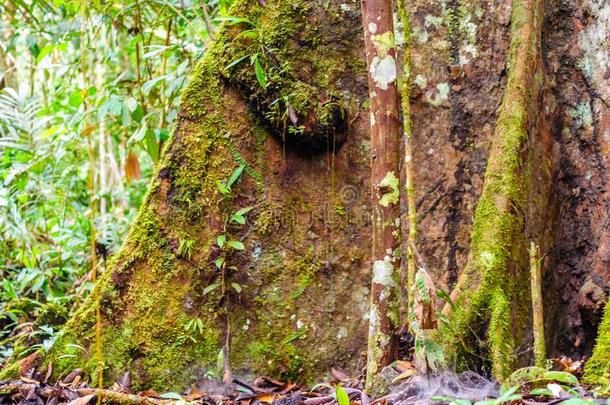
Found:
[0,357,607,405]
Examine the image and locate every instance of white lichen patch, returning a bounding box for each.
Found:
[368,306,380,336]
[570,101,594,129]
[340,3,351,11]
[369,22,378,33]
[414,74,428,88]
[373,259,396,286]
[578,0,610,100]
[378,170,400,206]
[337,326,348,339]
[426,82,450,107]
[412,26,429,44]
[370,55,397,90]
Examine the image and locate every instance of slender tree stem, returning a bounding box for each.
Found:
[396,0,417,311]
[529,241,546,367]
[360,0,402,393]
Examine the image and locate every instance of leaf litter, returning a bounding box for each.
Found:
[0,355,605,405]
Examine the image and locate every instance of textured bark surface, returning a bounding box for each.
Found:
[360,0,402,392]
[4,0,609,390]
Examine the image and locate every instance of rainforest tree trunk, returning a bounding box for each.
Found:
[2,0,610,390]
[360,0,402,392]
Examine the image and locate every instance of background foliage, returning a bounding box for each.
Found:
[0,0,231,363]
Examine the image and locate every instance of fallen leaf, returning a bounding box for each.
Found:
[137,389,160,398]
[256,392,279,403]
[277,382,297,394]
[118,371,131,392]
[331,368,350,381]
[63,368,83,384]
[44,362,53,383]
[66,393,95,405]
[392,360,414,372]
[391,368,416,384]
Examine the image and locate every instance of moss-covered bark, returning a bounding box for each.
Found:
[441,0,553,380]
[583,301,610,386]
[1,0,371,391]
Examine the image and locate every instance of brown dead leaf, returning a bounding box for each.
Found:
[44,362,53,383]
[256,392,280,403]
[80,125,98,137]
[184,387,204,401]
[19,376,41,384]
[392,360,413,372]
[18,352,41,377]
[66,393,95,405]
[253,376,284,388]
[303,397,334,405]
[125,151,141,183]
[553,356,584,376]
[331,368,351,381]
[62,368,83,384]
[137,389,160,398]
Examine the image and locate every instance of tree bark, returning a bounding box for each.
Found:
[359,0,402,393]
[2,0,609,390]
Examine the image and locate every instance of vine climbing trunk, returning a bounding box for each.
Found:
[396,0,417,311]
[360,0,402,393]
[443,0,552,380]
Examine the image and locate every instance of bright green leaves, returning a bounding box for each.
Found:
[253,54,268,89]
[222,16,269,90]
[216,164,245,196]
[227,240,245,251]
[336,385,349,405]
[379,171,399,207]
[230,206,254,225]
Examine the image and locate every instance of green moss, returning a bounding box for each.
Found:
[442,0,544,380]
[583,301,610,387]
[23,0,366,390]
[218,0,352,149]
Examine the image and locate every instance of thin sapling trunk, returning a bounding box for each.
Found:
[360,0,402,393]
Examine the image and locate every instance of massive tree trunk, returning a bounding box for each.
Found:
[3,0,610,390]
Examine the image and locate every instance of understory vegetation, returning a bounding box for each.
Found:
[0,0,232,363]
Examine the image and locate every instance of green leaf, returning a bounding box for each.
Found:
[235,29,259,41]
[214,257,225,269]
[436,289,455,308]
[336,385,349,405]
[230,214,245,225]
[142,76,166,95]
[231,282,242,293]
[227,240,245,251]
[235,206,254,216]
[216,180,230,195]
[378,171,399,207]
[216,235,226,248]
[203,283,220,295]
[228,164,245,188]
[160,392,183,400]
[225,54,250,70]
[125,97,138,112]
[529,388,553,397]
[253,56,268,89]
[213,16,254,26]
